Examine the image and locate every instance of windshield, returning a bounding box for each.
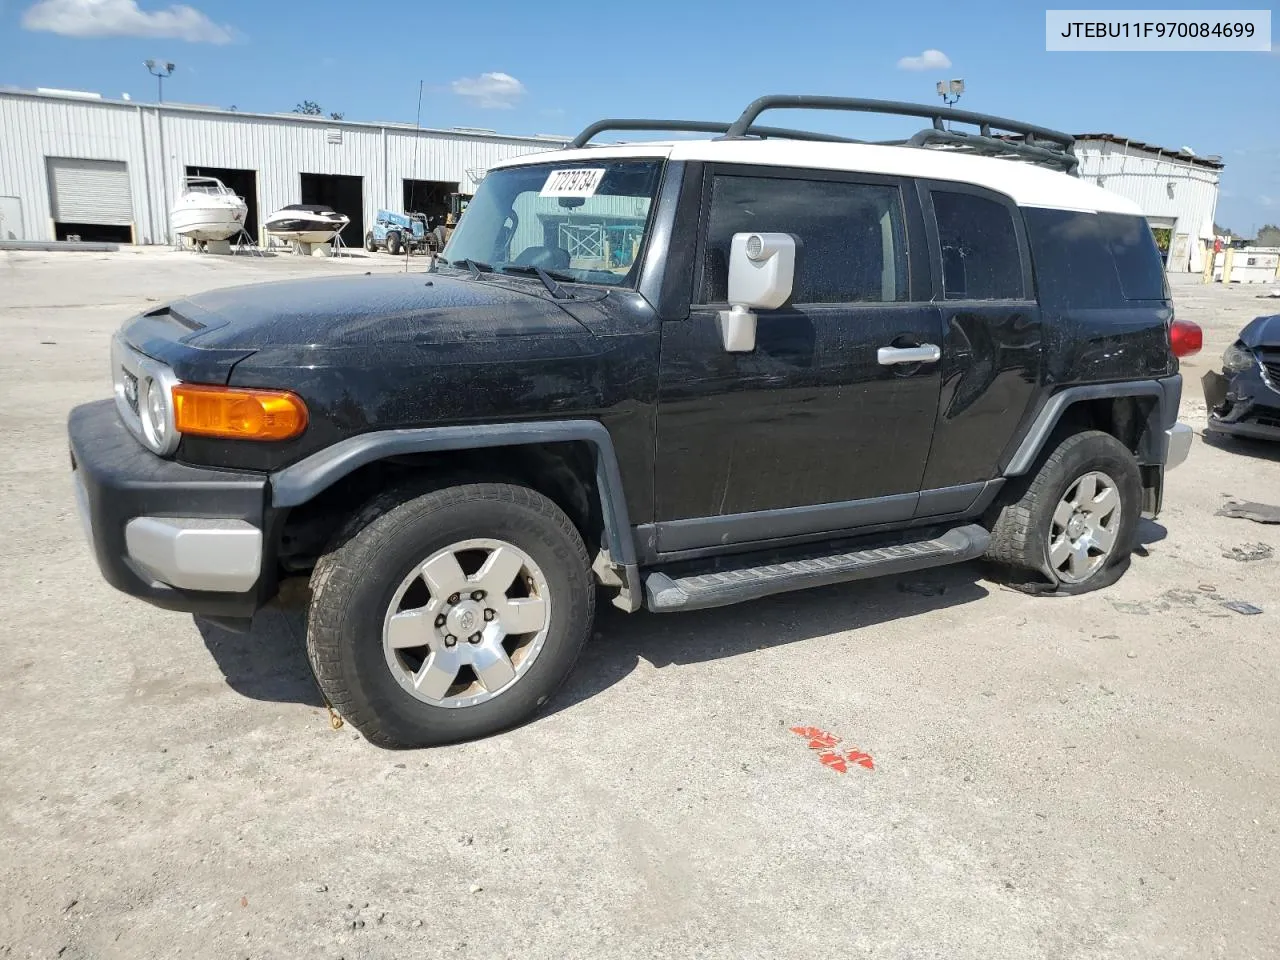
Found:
[441,159,663,287]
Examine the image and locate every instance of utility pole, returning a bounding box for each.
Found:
[144,61,176,243]
[144,60,175,102]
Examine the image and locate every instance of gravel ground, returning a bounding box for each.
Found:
[1,248,1278,959]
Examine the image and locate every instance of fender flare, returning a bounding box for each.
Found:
[1003,375,1181,476]
[271,419,637,563]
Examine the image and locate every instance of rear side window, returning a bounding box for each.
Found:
[1024,209,1122,309]
[700,175,908,304]
[1100,213,1168,300]
[931,191,1024,300]
[1024,208,1170,309]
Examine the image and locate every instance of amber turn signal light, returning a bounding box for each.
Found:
[172,384,308,441]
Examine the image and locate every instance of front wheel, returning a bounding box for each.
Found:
[386,231,402,256]
[364,231,377,252]
[986,430,1142,593]
[307,483,595,747]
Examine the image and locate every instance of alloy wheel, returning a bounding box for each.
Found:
[1048,470,1122,583]
[382,538,551,708]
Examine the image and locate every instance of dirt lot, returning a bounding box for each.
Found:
[1,248,1278,959]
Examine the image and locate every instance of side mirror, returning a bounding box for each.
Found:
[717,232,796,353]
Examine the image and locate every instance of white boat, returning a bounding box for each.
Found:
[263,204,350,244]
[170,176,247,242]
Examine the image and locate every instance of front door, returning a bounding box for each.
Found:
[652,168,943,555]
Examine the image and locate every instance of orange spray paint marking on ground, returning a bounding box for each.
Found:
[790,726,875,774]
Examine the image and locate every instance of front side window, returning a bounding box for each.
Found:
[700,175,908,304]
[931,191,1024,300]
[441,159,663,287]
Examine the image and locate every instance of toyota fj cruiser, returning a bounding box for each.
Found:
[69,95,1200,748]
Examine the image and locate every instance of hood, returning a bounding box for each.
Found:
[138,273,591,351]
[1239,313,1280,349]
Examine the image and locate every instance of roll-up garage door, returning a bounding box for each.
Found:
[47,158,132,225]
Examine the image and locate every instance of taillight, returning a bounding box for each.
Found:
[1170,319,1203,358]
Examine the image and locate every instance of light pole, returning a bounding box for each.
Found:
[936,78,965,108]
[144,60,175,102]
[144,60,176,243]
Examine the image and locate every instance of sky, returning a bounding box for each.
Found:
[0,0,1276,233]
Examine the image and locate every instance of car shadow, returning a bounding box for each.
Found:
[193,540,1174,717]
[194,597,323,707]
[1200,429,1280,463]
[547,562,993,717]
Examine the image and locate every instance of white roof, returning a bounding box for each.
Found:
[489,139,1142,215]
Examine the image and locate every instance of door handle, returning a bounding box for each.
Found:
[877,344,941,366]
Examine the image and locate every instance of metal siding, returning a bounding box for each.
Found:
[1074,140,1220,271]
[47,157,132,223]
[0,94,150,240]
[0,89,567,244]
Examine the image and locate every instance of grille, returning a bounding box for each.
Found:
[1264,359,1280,388]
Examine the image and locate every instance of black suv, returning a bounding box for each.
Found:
[69,96,1200,747]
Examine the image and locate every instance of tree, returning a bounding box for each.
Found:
[1257,224,1280,247]
[1213,221,1232,236]
[293,101,343,120]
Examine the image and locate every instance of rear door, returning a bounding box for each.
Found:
[651,166,943,554]
[915,183,1041,495]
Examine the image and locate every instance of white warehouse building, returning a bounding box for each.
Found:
[0,87,568,247]
[1073,133,1223,274]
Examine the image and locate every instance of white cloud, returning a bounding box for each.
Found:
[896,48,951,71]
[450,71,526,109]
[22,0,232,44]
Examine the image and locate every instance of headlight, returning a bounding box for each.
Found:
[1222,343,1257,375]
[141,377,169,448]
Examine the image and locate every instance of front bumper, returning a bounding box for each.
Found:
[1202,368,1280,442]
[69,399,279,617]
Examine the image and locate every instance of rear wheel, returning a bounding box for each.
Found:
[986,430,1142,592]
[386,231,402,256]
[306,483,595,748]
[364,231,377,252]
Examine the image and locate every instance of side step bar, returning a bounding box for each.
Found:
[643,524,990,613]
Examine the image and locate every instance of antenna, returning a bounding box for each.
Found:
[407,79,423,273]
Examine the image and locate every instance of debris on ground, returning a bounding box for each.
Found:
[1220,600,1263,616]
[789,726,875,773]
[1223,543,1274,562]
[1217,501,1280,524]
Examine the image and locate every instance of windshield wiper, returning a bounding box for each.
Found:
[458,258,493,278]
[499,264,576,299]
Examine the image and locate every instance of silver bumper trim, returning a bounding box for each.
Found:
[72,470,93,545]
[1165,422,1193,470]
[124,517,262,592]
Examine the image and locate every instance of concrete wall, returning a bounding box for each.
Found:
[0,89,566,244]
[1075,140,1221,274]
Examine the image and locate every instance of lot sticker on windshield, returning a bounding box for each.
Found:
[540,168,605,198]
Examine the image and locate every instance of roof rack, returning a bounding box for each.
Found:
[569,95,1078,174]
[569,118,858,149]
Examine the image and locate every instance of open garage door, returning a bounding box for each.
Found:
[403,179,458,226]
[47,158,133,242]
[299,173,363,248]
[186,165,259,239]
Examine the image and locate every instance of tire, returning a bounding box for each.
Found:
[986,430,1142,593]
[386,231,401,256]
[364,231,377,253]
[307,483,595,748]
